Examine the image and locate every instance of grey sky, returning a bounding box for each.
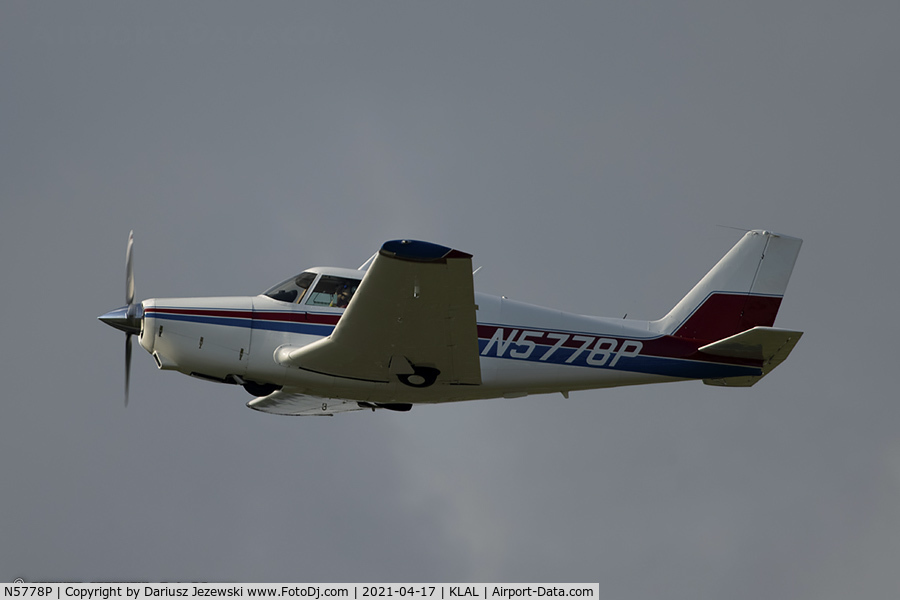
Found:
[2,1,899,596]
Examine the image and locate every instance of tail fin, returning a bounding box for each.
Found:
[652,230,802,341]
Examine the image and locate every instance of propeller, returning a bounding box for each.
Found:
[125,230,134,406]
[126,229,134,306]
[98,230,143,406]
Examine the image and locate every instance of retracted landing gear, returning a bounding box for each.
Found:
[241,380,281,397]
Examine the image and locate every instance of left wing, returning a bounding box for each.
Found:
[275,239,482,387]
[247,389,365,416]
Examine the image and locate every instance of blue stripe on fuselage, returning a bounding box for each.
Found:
[477,338,761,379]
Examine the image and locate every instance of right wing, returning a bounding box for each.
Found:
[275,239,482,387]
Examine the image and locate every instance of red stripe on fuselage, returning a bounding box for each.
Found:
[149,307,252,319]
[148,307,341,326]
[251,311,340,325]
[475,325,760,367]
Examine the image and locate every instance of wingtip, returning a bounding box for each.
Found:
[380,239,472,261]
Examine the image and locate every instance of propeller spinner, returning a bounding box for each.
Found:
[98,230,143,406]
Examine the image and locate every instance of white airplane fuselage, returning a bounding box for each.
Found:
[138,288,757,406]
[101,230,803,414]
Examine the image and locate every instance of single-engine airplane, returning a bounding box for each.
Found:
[99,229,803,415]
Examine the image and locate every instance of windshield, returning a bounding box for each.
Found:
[263,272,317,303]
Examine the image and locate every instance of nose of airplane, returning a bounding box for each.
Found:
[98,304,143,335]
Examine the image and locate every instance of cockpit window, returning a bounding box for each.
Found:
[307,275,360,308]
[263,272,317,303]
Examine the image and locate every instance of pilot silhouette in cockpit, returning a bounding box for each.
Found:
[333,285,353,308]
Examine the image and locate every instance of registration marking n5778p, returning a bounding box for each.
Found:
[481,328,644,367]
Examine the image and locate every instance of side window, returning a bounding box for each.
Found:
[306,276,360,308]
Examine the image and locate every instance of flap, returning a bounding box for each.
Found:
[278,240,482,386]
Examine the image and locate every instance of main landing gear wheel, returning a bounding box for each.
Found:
[397,366,440,388]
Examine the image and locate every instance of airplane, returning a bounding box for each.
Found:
[99,229,803,416]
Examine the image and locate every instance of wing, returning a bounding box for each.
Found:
[247,389,366,416]
[275,239,482,386]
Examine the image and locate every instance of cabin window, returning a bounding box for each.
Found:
[306,276,360,308]
[263,272,317,304]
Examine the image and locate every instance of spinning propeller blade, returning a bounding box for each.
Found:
[125,333,132,407]
[125,230,134,406]
[126,230,135,306]
[98,230,142,407]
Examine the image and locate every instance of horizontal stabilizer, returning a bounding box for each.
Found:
[700,326,803,387]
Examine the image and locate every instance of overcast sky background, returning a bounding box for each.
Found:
[2,1,899,596]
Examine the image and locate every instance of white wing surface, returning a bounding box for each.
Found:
[246,389,365,416]
[277,240,482,386]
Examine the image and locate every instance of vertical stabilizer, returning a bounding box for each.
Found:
[652,230,802,341]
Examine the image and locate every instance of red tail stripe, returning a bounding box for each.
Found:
[674,293,782,341]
